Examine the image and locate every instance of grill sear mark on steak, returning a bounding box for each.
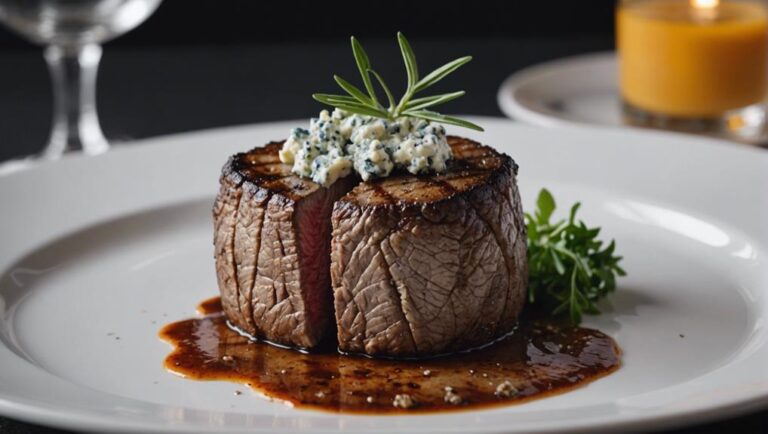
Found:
[331,136,528,357]
[214,137,527,357]
[214,142,354,349]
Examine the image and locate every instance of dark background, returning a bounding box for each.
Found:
[0,1,618,48]
[0,1,766,433]
[0,0,616,162]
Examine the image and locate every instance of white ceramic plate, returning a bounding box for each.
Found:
[0,118,767,433]
[497,52,621,128]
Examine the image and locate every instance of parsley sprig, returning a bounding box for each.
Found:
[313,32,483,132]
[526,189,626,324]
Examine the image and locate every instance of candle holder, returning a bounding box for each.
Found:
[617,0,768,145]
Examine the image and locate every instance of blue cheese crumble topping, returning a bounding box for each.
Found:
[279,109,452,186]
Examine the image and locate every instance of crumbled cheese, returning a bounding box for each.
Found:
[495,380,518,397]
[392,393,416,409]
[280,109,452,186]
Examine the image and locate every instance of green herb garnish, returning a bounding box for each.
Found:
[525,189,626,324]
[313,32,483,132]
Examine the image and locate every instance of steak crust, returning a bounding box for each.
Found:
[331,137,528,357]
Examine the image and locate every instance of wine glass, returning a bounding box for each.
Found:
[0,0,163,163]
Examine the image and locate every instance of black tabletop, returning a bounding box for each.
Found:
[0,37,766,434]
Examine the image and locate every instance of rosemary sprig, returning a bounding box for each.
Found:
[312,32,483,132]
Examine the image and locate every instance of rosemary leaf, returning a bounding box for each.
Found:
[350,36,378,105]
[414,56,472,93]
[403,110,484,131]
[312,93,359,105]
[397,32,419,88]
[368,69,396,111]
[405,91,465,111]
[313,93,386,116]
[407,92,461,107]
[325,101,390,118]
[334,75,374,106]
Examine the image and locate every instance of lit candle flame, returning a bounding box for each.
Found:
[691,0,719,22]
[691,0,719,9]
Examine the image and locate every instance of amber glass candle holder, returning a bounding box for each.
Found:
[617,0,768,145]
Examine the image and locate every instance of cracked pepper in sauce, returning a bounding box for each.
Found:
[159,297,620,413]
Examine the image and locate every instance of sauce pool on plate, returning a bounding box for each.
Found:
[160,297,621,413]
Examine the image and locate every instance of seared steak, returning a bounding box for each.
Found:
[214,136,527,357]
[331,137,527,357]
[214,142,354,348]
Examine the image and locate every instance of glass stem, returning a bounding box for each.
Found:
[43,43,108,158]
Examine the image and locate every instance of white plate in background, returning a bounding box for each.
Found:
[497,53,768,147]
[497,52,621,128]
[0,117,767,433]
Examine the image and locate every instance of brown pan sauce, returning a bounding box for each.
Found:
[160,297,620,414]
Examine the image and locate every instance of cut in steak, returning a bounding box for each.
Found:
[213,142,355,348]
[331,136,528,357]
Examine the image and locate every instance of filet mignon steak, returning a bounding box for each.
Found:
[214,142,354,348]
[331,137,527,357]
[214,136,527,357]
